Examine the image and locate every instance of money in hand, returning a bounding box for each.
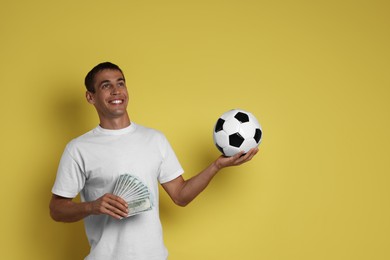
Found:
[113,174,152,217]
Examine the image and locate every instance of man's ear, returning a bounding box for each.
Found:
[86,91,95,104]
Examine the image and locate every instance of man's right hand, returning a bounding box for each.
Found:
[89,193,129,219]
[49,193,128,222]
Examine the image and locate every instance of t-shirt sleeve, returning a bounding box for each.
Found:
[157,135,184,184]
[51,144,86,198]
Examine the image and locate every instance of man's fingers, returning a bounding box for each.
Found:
[103,202,128,219]
[234,148,258,165]
[107,194,128,210]
[244,148,258,161]
[107,195,128,217]
[94,193,129,219]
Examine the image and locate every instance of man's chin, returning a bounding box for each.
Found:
[102,109,128,118]
[112,110,127,117]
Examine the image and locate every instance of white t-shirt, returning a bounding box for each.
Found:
[52,123,184,260]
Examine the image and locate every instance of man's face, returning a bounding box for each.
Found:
[86,69,129,120]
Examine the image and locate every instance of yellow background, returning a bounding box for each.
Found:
[1,0,389,259]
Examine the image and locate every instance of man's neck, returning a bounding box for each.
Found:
[99,114,131,130]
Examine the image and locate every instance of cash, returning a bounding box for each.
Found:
[113,174,152,217]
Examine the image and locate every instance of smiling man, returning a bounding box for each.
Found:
[85,65,129,128]
[49,62,258,260]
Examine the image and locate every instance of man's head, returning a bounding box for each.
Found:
[85,62,125,93]
[84,62,130,128]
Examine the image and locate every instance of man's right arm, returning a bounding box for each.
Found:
[49,193,128,222]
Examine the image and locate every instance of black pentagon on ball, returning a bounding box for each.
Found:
[229,132,245,147]
[254,128,262,143]
[234,112,249,123]
[214,118,225,132]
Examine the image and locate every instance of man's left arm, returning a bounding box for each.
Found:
[161,148,258,207]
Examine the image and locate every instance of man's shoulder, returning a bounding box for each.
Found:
[135,123,162,134]
[134,123,167,140]
[64,127,97,150]
[65,123,168,149]
[74,127,97,140]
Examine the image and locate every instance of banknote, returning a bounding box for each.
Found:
[113,174,152,217]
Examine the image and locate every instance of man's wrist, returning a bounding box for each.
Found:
[84,201,93,216]
[212,161,222,172]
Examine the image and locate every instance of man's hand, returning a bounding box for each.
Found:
[49,193,128,222]
[214,147,259,170]
[89,193,129,219]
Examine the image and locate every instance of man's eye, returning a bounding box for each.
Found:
[118,82,125,87]
[102,84,110,89]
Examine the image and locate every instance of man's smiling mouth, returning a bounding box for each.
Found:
[109,99,124,104]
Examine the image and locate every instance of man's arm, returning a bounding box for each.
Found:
[49,193,129,222]
[161,148,258,207]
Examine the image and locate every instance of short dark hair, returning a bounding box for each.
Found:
[84,62,125,93]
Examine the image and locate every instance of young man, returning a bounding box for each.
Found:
[49,62,258,260]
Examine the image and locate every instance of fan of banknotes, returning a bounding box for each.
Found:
[113,174,152,217]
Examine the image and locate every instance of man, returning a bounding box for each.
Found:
[49,62,258,260]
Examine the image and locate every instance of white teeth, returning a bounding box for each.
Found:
[110,100,123,104]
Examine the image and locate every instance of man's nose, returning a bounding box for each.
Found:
[111,85,120,95]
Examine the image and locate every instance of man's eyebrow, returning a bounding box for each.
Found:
[97,78,125,86]
[98,79,110,86]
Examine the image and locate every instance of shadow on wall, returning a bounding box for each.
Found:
[31,84,93,259]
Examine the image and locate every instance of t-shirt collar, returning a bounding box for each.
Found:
[95,122,137,136]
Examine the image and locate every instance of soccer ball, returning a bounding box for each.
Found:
[213,109,262,157]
